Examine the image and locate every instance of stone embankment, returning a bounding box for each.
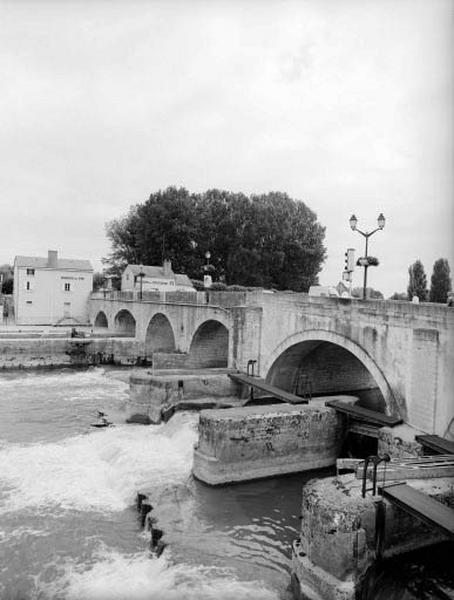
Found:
[0,336,147,369]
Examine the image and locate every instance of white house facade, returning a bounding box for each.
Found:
[13,250,93,325]
[121,260,195,293]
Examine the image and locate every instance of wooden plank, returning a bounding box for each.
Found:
[379,483,454,538]
[416,435,454,455]
[325,399,402,427]
[349,422,380,438]
[228,373,308,404]
[357,464,454,480]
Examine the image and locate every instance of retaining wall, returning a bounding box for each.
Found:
[0,337,145,369]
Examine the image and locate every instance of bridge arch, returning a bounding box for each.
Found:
[114,309,136,337]
[145,313,176,353]
[188,319,229,368]
[94,310,108,329]
[264,329,398,416]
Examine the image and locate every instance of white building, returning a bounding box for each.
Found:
[121,260,195,293]
[13,250,93,325]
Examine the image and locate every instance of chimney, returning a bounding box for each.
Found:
[163,259,172,277]
[48,250,58,268]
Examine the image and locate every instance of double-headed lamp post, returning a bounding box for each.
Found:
[349,213,385,300]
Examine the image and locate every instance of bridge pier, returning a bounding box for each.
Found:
[192,397,355,485]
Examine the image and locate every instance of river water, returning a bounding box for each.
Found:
[1,367,452,600]
[0,367,306,600]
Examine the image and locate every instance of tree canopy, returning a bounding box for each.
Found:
[407,260,428,301]
[352,286,384,300]
[429,258,452,303]
[0,264,13,295]
[104,187,326,292]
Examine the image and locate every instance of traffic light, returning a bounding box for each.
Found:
[344,248,355,272]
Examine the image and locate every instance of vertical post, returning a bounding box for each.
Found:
[363,235,369,300]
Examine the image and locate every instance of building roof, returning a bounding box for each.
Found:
[15,256,93,272]
[126,264,173,278]
[125,264,194,288]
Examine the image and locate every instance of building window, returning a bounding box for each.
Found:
[26,268,35,276]
[26,301,32,305]
[64,283,71,292]
[25,281,33,291]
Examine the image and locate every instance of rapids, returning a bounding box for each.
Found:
[0,367,301,599]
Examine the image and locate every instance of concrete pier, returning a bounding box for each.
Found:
[291,474,454,600]
[127,369,240,424]
[192,396,355,485]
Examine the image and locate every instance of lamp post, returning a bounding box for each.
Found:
[349,213,385,299]
[138,264,145,301]
[204,251,212,288]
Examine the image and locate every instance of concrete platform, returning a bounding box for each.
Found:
[291,473,454,600]
[192,396,356,485]
[127,369,240,424]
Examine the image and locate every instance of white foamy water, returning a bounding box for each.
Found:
[0,413,198,514]
[41,547,279,600]
[0,367,297,600]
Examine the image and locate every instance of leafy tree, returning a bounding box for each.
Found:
[104,187,326,292]
[429,258,452,303]
[407,260,428,301]
[352,287,384,300]
[0,264,13,294]
[389,292,407,301]
[92,272,106,291]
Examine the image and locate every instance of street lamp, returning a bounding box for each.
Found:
[138,264,145,301]
[349,213,385,299]
[204,251,212,292]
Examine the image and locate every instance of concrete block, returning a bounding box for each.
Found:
[192,400,347,485]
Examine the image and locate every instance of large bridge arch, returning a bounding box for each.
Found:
[145,313,176,353]
[264,329,399,416]
[114,309,136,337]
[188,319,229,368]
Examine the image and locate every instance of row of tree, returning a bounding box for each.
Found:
[104,187,327,292]
[390,258,452,303]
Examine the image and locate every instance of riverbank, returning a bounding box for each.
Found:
[0,335,147,369]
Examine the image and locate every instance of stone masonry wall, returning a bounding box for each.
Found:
[0,337,145,369]
[192,397,353,485]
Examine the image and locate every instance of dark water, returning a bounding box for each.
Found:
[0,367,306,600]
[362,542,454,600]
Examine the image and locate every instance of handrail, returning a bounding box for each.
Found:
[361,454,390,498]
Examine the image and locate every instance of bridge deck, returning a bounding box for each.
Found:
[415,435,454,455]
[379,483,454,538]
[325,399,402,427]
[228,373,308,404]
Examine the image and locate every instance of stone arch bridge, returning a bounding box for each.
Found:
[89,290,454,437]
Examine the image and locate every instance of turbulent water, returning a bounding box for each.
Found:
[1,367,452,600]
[0,367,305,600]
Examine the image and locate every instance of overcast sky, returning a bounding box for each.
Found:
[1,0,452,297]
